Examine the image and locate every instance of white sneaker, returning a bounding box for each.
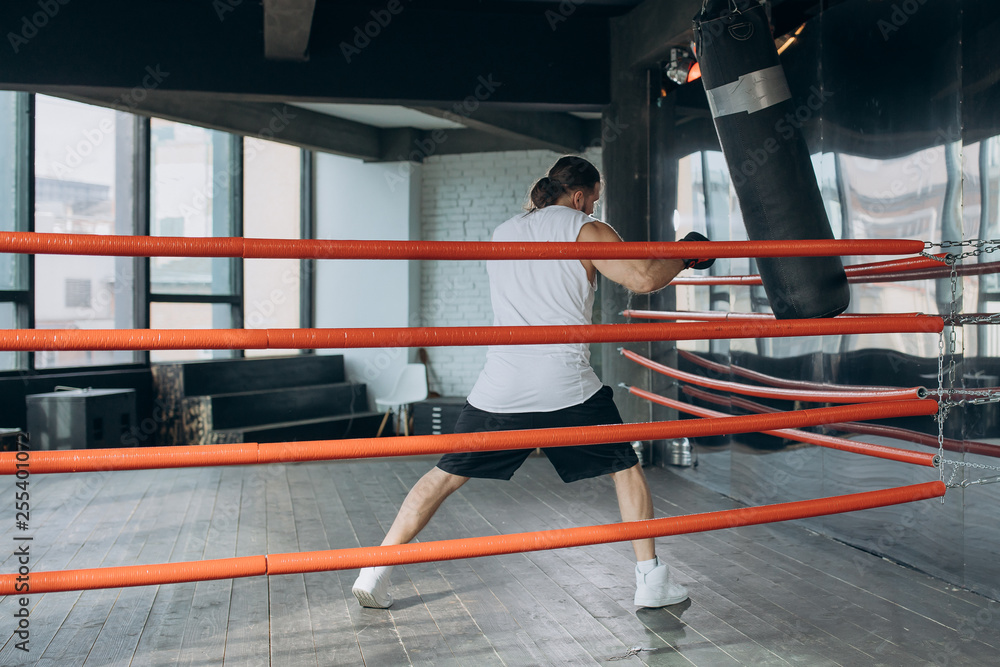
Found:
[634,557,689,607]
[352,566,394,609]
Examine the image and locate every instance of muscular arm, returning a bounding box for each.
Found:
[577,220,686,294]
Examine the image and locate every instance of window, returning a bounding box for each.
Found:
[149,119,241,362]
[243,138,303,358]
[0,91,28,371]
[33,95,138,369]
[0,97,314,375]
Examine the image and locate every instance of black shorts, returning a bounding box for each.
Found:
[436,385,639,483]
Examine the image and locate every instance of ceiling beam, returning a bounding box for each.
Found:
[43,89,380,161]
[264,0,317,61]
[430,128,557,157]
[408,107,595,154]
[614,0,703,70]
[0,2,610,106]
[378,126,563,162]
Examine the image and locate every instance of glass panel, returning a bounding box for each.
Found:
[243,139,301,358]
[656,0,977,591]
[33,95,135,369]
[962,0,1000,598]
[0,91,26,291]
[673,152,709,353]
[149,302,235,363]
[150,119,236,295]
[836,149,949,357]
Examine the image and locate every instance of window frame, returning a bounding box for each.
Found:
[0,99,317,376]
[146,124,244,361]
[0,92,34,373]
[299,149,316,352]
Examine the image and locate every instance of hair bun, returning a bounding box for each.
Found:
[525,156,600,212]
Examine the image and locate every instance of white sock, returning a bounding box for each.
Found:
[365,565,393,578]
[637,557,658,574]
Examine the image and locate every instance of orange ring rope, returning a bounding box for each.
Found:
[622,309,923,321]
[0,400,939,475]
[677,349,899,393]
[863,262,1000,283]
[0,232,925,260]
[620,349,927,403]
[672,257,1000,286]
[627,385,937,467]
[0,481,945,594]
[672,255,940,285]
[671,253,950,285]
[847,254,948,274]
[680,384,1000,460]
[0,317,945,351]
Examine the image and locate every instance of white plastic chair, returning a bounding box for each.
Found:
[375,363,429,437]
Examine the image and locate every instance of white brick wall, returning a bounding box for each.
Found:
[419,148,602,398]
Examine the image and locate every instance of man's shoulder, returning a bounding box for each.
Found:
[492,212,532,240]
[494,207,593,241]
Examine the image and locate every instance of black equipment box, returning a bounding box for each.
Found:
[26,388,137,450]
[412,397,467,436]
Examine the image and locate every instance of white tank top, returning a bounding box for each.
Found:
[467,205,604,413]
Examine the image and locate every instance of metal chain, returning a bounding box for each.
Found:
[936,305,947,484]
[941,458,1000,488]
[926,239,1000,248]
[948,313,1000,325]
[928,241,1000,489]
[928,388,1000,396]
[948,261,959,389]
[934,261,961,485]
[924,239,1000,253]
[920,251,950,263]
[955,475,1000,488]
[924,239,1000,263]
[939,394,1000,409]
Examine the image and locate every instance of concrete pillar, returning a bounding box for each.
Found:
[601,25,653,427]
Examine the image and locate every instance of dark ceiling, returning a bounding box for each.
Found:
[2,0,991,162]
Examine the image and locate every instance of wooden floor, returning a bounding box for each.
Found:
[0,455,997,666]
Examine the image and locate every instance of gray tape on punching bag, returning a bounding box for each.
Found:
[705,65,791,117]
[694,0,849,319]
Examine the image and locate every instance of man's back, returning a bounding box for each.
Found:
[467,205,603,413]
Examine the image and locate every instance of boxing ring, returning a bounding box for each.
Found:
[1,232,995,597]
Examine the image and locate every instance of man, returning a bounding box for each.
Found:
[353,156,712,610]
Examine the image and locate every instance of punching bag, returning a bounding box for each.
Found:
[693,0,849,319]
